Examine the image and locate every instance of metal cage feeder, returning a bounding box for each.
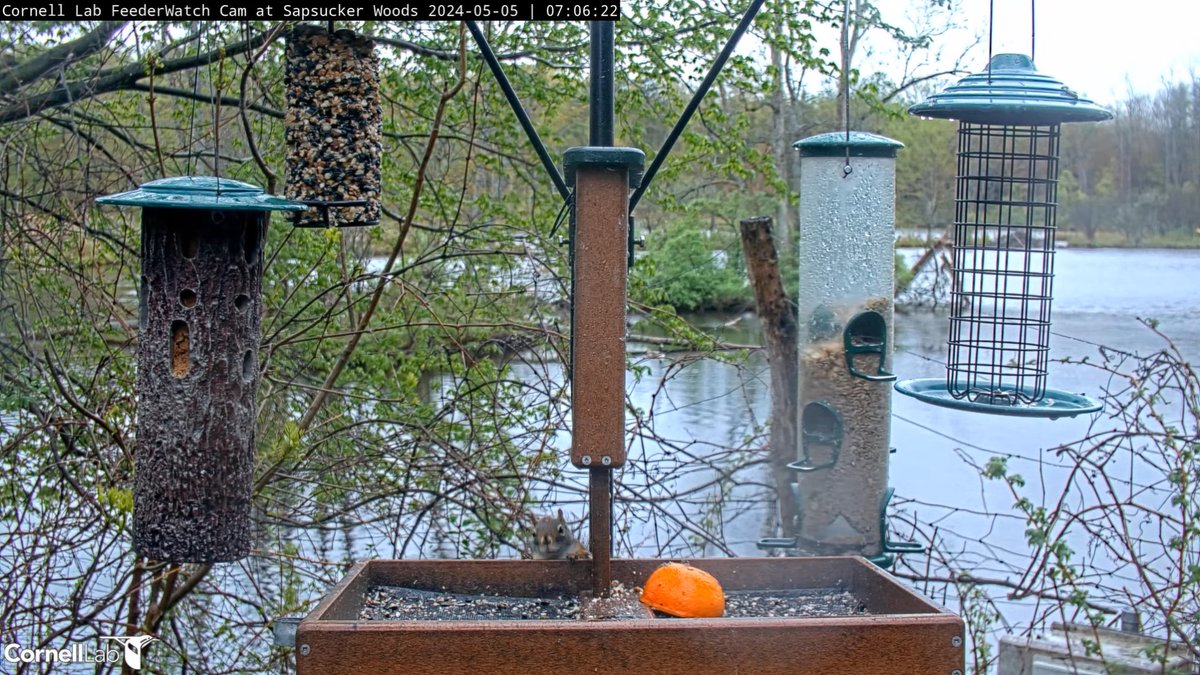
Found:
[895,53,1111,418]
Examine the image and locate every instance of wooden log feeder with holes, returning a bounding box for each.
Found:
[96,177,307,563]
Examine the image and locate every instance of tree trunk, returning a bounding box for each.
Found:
[739,216,799,537]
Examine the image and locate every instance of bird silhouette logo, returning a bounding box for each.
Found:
[101,635,158,670]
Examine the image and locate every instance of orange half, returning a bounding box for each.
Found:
[639,562,725,618]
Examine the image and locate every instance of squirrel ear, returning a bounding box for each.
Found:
[557,508,566,523]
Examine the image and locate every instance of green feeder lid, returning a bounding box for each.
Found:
[794,131,904,158]
[96,176,309,212]
[908,53,1113,125]
[562,146,646,188]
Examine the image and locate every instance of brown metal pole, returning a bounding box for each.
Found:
[573,163,625,599]
[588,469,612,596]
[564,147,642,598]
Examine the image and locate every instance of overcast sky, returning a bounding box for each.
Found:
[868,0,1200,104]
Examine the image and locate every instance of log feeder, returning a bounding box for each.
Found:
[97,176,306,562]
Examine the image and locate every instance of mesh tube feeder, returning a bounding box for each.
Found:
[895,54,1111,418]
[285,24,382,228]
[97,177,306,562]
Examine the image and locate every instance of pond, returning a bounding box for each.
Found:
[605,247,1200,635]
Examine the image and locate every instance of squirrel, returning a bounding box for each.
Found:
[530,509,590,560]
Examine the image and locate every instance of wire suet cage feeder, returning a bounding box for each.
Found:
[285,24,382,228]
[895,53,1111,418]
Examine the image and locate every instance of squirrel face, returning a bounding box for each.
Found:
[530,509,589,560]
[540,519,566,550]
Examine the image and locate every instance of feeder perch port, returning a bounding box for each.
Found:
[96,176,306,562]
[897,53,1110,418]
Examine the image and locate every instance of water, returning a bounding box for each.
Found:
[888,249,1200,628]
[614,247,1200,635]
[461,248,1200,560]
[299,248,1200,613]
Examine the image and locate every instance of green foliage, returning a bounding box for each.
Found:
[958,584,1001,674]
[633,220,749,312]
[882,104,957,234]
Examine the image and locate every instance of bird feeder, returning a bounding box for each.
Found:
[295,558,964,674]
[96,177,306,562]
[896,54,1110,417]
[789,132,902,556]
[285,24,382,228]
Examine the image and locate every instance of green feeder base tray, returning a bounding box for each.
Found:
[894,378,1102,419]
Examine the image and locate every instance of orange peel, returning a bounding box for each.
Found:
[639,562,725,618]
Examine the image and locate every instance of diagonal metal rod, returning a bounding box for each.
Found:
[629,0,767,210]
[465,21,570,200]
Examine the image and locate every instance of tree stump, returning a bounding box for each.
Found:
[739,216,800,537]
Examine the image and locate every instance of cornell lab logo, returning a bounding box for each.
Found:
[2,635,156,670]
[103,635,158,670]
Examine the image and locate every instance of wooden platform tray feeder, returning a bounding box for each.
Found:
[285,24,382,228]
[96,176,306,562]
[295,557,964,675]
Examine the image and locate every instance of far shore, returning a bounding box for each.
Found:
[895,230,1200,250]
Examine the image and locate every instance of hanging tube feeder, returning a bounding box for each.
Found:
[97,177,306,562]
[895,54,1110,418]
[285,24,382,228]
[786,132,902,556]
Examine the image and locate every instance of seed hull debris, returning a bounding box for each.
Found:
[359,586,868,621]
